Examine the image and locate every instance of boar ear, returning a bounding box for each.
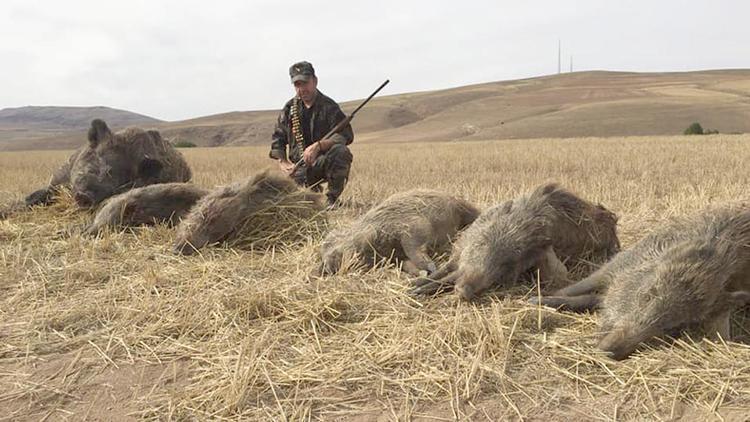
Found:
[138,158,163,179]
[146,129,162,139]
[500,199,513,214]
[729,290,750,307]
[540,183,559,196]
[88,119,111,148]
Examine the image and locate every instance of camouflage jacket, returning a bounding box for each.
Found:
[269,90,354,162]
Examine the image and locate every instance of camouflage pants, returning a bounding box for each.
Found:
[292,144,353,204]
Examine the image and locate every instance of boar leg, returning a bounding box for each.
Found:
[400,231,437,275]
[537,246,570,291]
[401,260,422,276]
[410,270,461,297]
[703,311,731,340]
[411,256,459,288]
[553,271,610,297]
[425,258,457,280]
[25,188,55,207]
[528,294,602,312]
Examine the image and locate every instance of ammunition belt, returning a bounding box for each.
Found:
[289,99,306,159]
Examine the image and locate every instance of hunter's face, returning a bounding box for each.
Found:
[294,77,318,104]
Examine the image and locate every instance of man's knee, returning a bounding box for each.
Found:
[326,144,353,164]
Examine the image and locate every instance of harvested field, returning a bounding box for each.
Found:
[2,135,750,420]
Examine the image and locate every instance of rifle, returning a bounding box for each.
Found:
[291,79,390,173]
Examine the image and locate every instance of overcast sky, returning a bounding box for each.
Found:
[1,0,748,121]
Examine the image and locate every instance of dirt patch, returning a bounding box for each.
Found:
[0,349,189,421]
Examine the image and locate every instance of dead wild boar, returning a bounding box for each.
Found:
[318,189,480,276]
[173,170,324,255]
[84,183,208,235]
[22,119,192,210]
[411,183,620,300]
[531,202,750,360]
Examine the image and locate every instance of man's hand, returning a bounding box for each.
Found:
[278,159,295,175]
[303,141,322,166]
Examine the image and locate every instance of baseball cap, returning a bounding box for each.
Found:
[289,61,315,83]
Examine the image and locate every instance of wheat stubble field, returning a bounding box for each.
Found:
[2,136,750,421]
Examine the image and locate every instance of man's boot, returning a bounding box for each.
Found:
[323,144,353,208]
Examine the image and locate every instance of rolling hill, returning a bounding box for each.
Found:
[1,69,749,151]
[0,106,163,151]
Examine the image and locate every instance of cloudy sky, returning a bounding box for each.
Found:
[1,0,748,121]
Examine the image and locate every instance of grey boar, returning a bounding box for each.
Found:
[318,189,480,276]
[173,170,324,255]
[532,202,750,360]
[411,183,620,300]
[22,119,191,210]
[85,183,208,235]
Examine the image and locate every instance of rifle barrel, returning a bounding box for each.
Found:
[350,79,390,117]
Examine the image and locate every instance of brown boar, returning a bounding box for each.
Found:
[84,183,208,235]
[533,202,750,360]
[21,119,192,210]
[173,170,324,255]
[411,183,620,300]
[318,189,480,276]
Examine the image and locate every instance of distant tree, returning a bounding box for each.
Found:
[684,122,704,135]
[704,128,719,135]
[174,140,197,148]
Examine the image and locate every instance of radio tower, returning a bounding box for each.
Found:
[557,39,561,74]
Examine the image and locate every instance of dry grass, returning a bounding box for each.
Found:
[2,135,750,420]
[225,190,328,251]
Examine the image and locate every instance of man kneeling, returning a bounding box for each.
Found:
[269,61,353,207]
